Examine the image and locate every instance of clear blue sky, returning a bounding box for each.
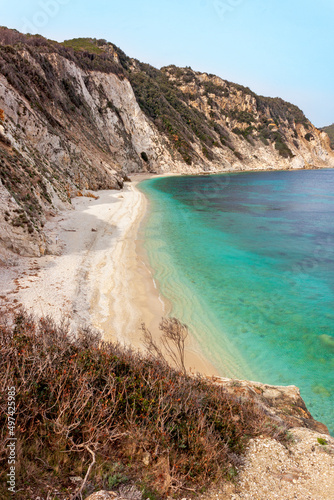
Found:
[2,0,333,126]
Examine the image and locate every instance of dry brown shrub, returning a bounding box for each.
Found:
[0,311,289,499]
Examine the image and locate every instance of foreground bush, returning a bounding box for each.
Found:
[0,312,288,499]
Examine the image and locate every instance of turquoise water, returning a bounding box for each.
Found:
[138,170,334,434]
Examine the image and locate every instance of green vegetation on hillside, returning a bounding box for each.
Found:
[321,123,334,149]
[129,65,219,164]
[255,96,309,127]
[0,312,289,499]
[127,64,308,162]
[0,29,125,89]
[62,37,104,54]
[0,27,312,166]
[0,26,321,179]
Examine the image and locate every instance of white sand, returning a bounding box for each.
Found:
[0,178,217,376]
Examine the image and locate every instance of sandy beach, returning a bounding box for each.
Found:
[0,175,218,376]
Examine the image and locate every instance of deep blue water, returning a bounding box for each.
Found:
[138,169,334,434]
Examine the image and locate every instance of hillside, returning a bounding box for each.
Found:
[0,27,334,260]
[1,28,334,499]
[0,311,332,499]
[321,123,334,148]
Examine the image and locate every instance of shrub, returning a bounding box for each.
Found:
[0,311,289,499]
[274,135,294,158]
[202,81,228,98]
[232,126,254,140]
[202,146,214,160]
[62,78,83,109]
[259,135,269,145]
[129,67,218,164]
[305,132,314,142]
[62,38,103,54]
[229,109,255,125]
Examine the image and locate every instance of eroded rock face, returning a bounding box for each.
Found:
[162,68,334,172]
[0,181,45,258]
[213,377,329,434]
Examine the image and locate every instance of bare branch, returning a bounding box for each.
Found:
[160,317,188,374]
[141,317,188,373]
[71,445,96,500]
[141,322,165,363]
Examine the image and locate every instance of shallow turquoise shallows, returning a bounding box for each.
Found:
[138,169,334,434]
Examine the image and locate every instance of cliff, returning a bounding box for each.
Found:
[0,27,333,260]
[321,123,334,149]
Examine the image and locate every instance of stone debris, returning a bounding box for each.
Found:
[85,492,117,500]
[85,427,334,500]
[213,377,329,434]
[85,486,142,500]
[200,427,334,500]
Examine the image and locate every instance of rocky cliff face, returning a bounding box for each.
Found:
[0,28,333,258]
[213,377,329,435]
[159,67,334,171]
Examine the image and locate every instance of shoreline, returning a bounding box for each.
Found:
[133,172,258,382]
[1,168,333,435]
[2,165,333,379]
[91,174,220,376]
[0,173,219,377]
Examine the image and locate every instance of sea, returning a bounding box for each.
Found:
[138,169,334,435]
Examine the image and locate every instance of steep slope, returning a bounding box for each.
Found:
[321,123,334,148]
[129,62,334,171]
[0,28,333,258]
[0,30,179,258]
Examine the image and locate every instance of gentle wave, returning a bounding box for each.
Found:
[139,170,334,434]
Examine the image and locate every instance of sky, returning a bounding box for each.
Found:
[1,0,333,127]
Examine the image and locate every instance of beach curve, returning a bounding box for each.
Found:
[0,175,218,376]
